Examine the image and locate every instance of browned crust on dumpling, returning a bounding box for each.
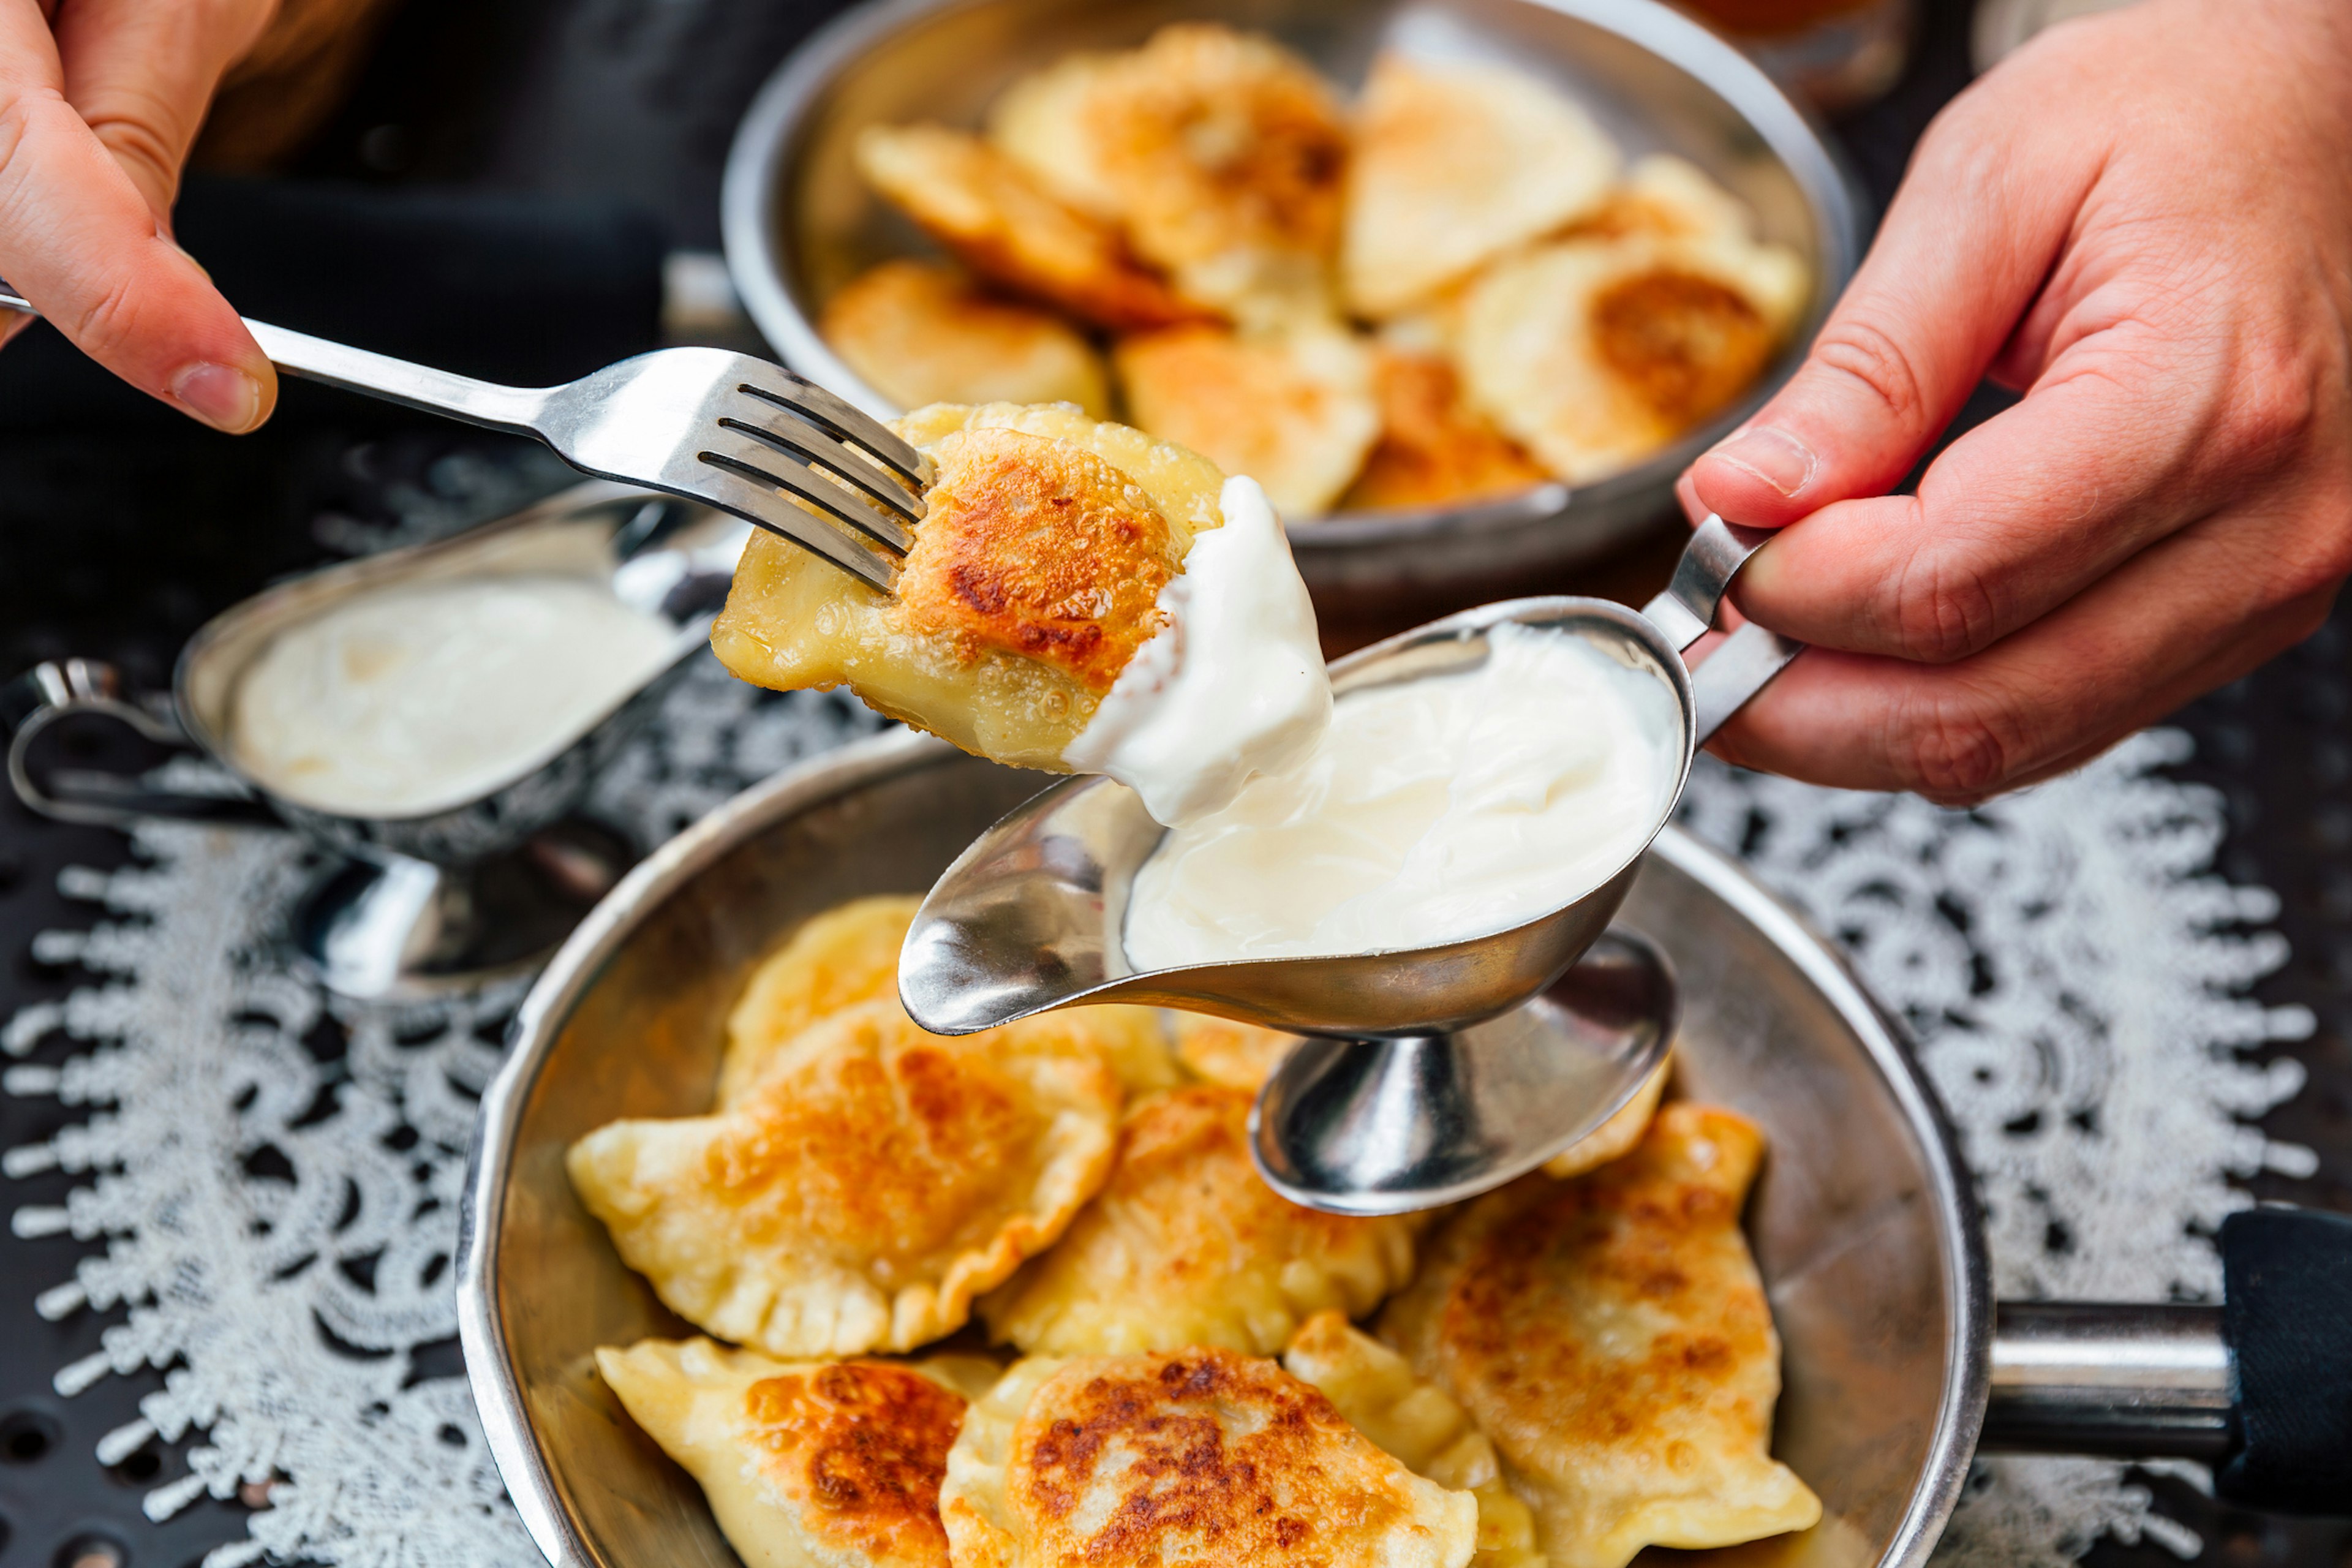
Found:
[1588,269,1774,429]
[745,1362,965,1564]
[1343,350,1547,510]
[993,24,1348,321]
[855,124,1202,332]
[1112,323,1377,519]
[819,260,1111,416]
[895,426,1180,693]
[1008,1351,1453,1566]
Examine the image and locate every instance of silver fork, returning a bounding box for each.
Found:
[0,287,922,591]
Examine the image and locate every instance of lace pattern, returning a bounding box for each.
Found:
[4,674,2308,1568]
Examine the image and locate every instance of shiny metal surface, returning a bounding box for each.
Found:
[0,287,919,591]
[1643,511,1807,743]
[1984,1302,2235,1460]
[3,482,750,998]
[1249,929,1676,1213]
[458,729,1988,1568]
[899,597,1695,1041]
[171,482,746,862]
[720,0,1863,605]
[905,513,1792,1211]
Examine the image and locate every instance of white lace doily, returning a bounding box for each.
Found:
[4,663,2313,1568]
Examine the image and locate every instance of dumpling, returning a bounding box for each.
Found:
[1577,154,1762,246]
[718,894,919,1106]
[1343,348,1549,511]
[940,1348,1477,1568]
[718,895,1179,1106]
[568,995,1123,1355]
[990,24,1349,325]
[1283,1313,1543,1568]
[1114,322,1378,518]
[1166,1008,1298,1090]
[820,260,1112,417]
[1343,54,1619,318]
[853,126,1200,333]
[1540,1054,1670,1180]
[980,1084,1420,1355]
[1380,1103,1823,1568]
[710,401,1225,769]
[595,1336,996,1568]
[1458,233,1809,484]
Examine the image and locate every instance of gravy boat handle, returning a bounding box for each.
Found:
[1641,514,1805,742]
[2,659,276,829]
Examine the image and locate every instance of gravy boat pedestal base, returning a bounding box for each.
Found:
[288,820,637,1001]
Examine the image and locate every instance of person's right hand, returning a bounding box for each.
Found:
[1,0,281,431]
[1677,0,2352,804]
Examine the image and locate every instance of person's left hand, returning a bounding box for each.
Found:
[0,0,282,430]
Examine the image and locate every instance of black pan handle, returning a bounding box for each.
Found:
[2218,1206,2352,1511]
[1,658,276,828]
[1981,1207,2352,1513]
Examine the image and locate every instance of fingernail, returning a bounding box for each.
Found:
[1706,426,1817,498]
[171,361,265,432]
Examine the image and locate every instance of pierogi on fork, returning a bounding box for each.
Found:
[710,401,1330,825]
[574,895,1821,1568]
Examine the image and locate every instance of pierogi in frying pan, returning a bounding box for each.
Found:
[978,1083,1422,1357]
[1381,1102,1823,1568]
[940,1348,1477,1568]
[597,1337,997,1568]
[567,996,1126,1357]
[715,895,1177,1107]
[1283,1312,1542,1568]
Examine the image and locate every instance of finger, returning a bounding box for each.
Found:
[1705,495,2350,801]
[0,6,274,430]
[1684,85,2099,530]
[50,0,274,221]
[1730,309,2250,662]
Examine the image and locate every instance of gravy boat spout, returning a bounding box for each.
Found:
[900,596,1694,1039]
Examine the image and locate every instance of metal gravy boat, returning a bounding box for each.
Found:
[1,481,748,1000]
[903,517,1798,1213]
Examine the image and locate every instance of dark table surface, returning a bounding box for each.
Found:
[2,0,2349,1564]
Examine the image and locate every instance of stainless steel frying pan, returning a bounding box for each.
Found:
[456,733,2352,1568]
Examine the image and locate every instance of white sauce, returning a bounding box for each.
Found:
[1121,622,1678,965]
[231,575,677,816]
[1061,476,1332,826]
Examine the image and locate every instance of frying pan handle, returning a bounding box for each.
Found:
[2217,1206,2352,1511]
[1640,514,1805,742]
[1,659,275,828]
[1981,1207,2352,1513]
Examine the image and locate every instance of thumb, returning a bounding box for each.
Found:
[1687,99,2094,529]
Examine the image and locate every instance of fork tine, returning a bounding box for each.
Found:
[733,368,935,492]
[700,428,914,556]
[686,460,900,594]
[718,405,925,526]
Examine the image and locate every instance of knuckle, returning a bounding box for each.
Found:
[57,257,148,361]
[1887,686,2029,802]
[2214,338,2322,468]
[1888,546,2007,664]
[1809,313,1930,432]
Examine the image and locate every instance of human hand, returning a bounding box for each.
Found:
[1679,0,2352,804]
[0,0,281,430]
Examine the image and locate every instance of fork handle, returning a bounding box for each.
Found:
[0,287,548,433]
